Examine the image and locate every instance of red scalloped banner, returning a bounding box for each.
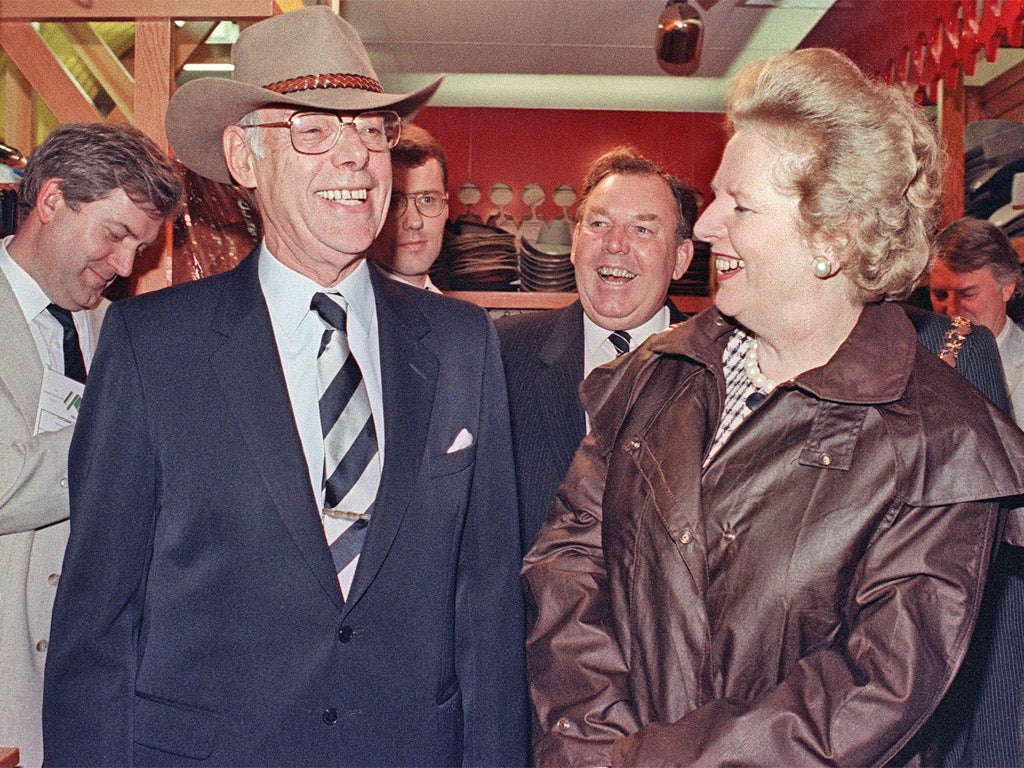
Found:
[885,0,1023,102]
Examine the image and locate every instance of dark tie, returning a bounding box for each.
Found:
[609,329,631,357]
[310,292,381,582]
[46,304,87,383]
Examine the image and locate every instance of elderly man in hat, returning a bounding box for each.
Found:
[42,8,528,767]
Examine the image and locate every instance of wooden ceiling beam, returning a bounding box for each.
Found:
[63,22,134,121]
[975,56,1024,118]
[0,1,274,20]
[173,21,218,71]
[0,22,100,124]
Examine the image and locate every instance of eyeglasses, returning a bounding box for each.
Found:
[391,191,448,218]
[245,110,402,154]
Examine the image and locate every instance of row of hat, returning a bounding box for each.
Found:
[431,219,712,296]
[965,119,1024,237]
[436,219,575,293]
[440,181,579,292]
[454,182,578,247]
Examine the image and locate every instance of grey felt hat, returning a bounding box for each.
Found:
[166,6,443,184]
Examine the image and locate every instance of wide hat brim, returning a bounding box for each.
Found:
[165,6,443,185]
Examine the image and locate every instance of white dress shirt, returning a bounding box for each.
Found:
[582,304,671,379]
[259,246,384,596]
[581,305,673,432]
[384,269,442,293]
[0,235,97,375]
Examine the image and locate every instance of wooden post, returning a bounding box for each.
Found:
[938,68,966,226]
[1,55,33,153]
[133,19,171,149]
[132,19,175,293]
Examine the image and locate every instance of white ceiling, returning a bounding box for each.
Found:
[337,0,839,112]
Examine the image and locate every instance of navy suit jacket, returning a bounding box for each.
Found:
[496,299,686,551]
[42,252,528,767]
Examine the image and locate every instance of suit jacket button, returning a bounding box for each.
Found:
[338,625,353,643]
[322,707,338,725]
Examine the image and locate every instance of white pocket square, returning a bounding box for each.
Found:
[446,427,474,453]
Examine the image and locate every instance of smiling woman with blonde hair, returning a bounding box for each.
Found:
[522,47,1024,768]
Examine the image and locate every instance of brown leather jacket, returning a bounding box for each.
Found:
[522,303,1024,767]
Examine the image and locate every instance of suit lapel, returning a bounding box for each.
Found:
[667,298,688,325]
[346,267,437,609]
[0,269,44,427]
[536,301,587,458]
[85,299,108,349]
[210,251,344,612]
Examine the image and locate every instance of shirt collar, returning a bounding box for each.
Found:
[583,304,670,355]
[648,302,915,405]
[383,269,441,294]
[258,242,375,338]
[0,234,52,325]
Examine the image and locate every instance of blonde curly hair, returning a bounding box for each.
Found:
[726,48,944,302]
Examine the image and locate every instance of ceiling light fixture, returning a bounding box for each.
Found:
[655,0,704,76]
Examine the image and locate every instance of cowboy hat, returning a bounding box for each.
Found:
[166,6,443,184]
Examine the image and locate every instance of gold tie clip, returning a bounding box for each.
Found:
[321,508,371,522]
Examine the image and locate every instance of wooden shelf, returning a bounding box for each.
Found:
[445,290,712,314]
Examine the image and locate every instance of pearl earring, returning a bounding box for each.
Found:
[811,255,831,279]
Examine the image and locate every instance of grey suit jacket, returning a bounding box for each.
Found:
[0,268,105,768]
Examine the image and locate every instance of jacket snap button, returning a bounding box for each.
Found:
[36,639,48,652]
[556,718,572,733]
[322,707,338,725]
[47,573,60,586]
[629,437,641,451]
[679,530,692,545]
[820,452,832,466]
[338,625,353,643]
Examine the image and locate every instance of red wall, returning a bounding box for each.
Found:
[411,107,728,222]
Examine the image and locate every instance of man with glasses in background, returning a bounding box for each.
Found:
[369,124,449,292]
[43,8,528,767]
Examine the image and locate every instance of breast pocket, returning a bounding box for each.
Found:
[426,443,476,478]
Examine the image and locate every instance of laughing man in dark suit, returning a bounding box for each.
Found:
[42,8,527,766]
[497,147,698,551]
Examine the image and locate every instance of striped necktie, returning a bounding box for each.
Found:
[609,329,631,357]
[47,304,87,383]
[310,292,381,587]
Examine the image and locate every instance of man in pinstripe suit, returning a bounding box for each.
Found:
[497,147,697,551]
